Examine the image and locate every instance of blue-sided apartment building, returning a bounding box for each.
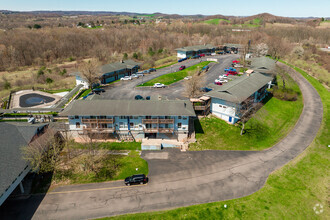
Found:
[75,60,140,87]
[59,99,196,142]
[205,57,275,124]
[175,44,218,59]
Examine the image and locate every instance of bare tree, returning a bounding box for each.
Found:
[183,70,205,98]
[21,128,62,173]
[237,99,264,135]
[255,43,269,57]
[78,60,101,89]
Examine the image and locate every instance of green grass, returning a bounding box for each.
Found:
[44,88,72,94]
[73,142,141,151]
[204,18,230,25]
[190,70,303,151]
[139,61,212,86]
[98,62,330,220]
[78,89,92,99]
[54,150,148,184]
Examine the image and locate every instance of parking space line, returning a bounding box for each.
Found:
[49,184,147,195]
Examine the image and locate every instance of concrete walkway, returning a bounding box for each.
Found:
[0,63,323,220]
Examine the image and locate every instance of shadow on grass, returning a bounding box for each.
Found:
[194,118,204,134]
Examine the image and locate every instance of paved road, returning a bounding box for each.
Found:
[99,54,239,100]
[0,62,323,219]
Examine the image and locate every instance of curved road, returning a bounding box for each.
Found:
[0,63,323,220]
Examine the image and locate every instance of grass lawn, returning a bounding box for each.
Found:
[98,62,330,220]
[190,70,303,151]
[44,88,72,94]
[204,18,230,25]
[77,89,92,99]
[73,141,141,151]
[139,61,212,86]
[53,150,148,185]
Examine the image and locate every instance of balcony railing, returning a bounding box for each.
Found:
[142,118,174,124]
[82,118,114,124]
[193,105,209,111]
[144,128,174,133]
[83,127,114,133]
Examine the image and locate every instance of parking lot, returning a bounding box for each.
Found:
[99,54,240,100]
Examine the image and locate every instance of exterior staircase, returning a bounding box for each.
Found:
[117,131,135,142]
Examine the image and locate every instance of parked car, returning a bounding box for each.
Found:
[224,67,236,72]
[217,51,224,55]
[146,96,151,100]
[227,70,238,75]
[200,87,212,92]
[131,74,139,78]
[202,65,209,71]
[184,76,192,80]
[199,53,205,57]
[142,70,150,74]
[92,88,105,94]
[125,174,147,186]
[178,57,187,62]
[92,83,100,89]
[232,60,240,64]
[120,76,132,80]
[219,74,228,79]
[215,78,228,83]
[136,72,144,77]
[134,95,144,100]
[149,68,156,72]
[192,54,201,59]
[153,83,165,88]
[214,81,223,86]
[179,65,186,70]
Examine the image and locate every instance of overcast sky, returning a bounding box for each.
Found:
[1,0,329,17]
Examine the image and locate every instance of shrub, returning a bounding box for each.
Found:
[46,78,53,84]
[4,80,11,90]
[37,69,44,77]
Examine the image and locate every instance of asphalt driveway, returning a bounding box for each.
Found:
[99,54,239,100]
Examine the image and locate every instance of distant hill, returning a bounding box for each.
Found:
[240,13,296,24]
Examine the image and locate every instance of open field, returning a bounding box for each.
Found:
[190,70,303,151]
[99,62,329,220]
[204,18,230,25]
[139,61,212,86]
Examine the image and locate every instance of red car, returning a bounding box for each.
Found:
[199,54,205,57]
[232,60,240,64]
[214,81,223,86]
[227,70,238,75]
[179,65,186,70]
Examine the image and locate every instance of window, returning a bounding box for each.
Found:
[76,122,80,128]
[183,117,187,120]
[219,105,222,108]
[120,116,127,119]
[119,122,124,128]
[178,116,182,119]
[130,122,134,127]
[99,116,106,119]
[178,123,182,128]
[74,115,79,119]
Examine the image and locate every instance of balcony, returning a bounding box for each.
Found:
[142,118,174,124]
[193,105,209,111]
[144,128,174,133]
[83,127,114,133]
[82,118,114,124]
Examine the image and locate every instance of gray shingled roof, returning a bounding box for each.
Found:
[100,60,140,74]
[206,72,273,103]
[59,100,196,117]
[175,44,216,52]
[0,122,47,199]
[250,57,276,73]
